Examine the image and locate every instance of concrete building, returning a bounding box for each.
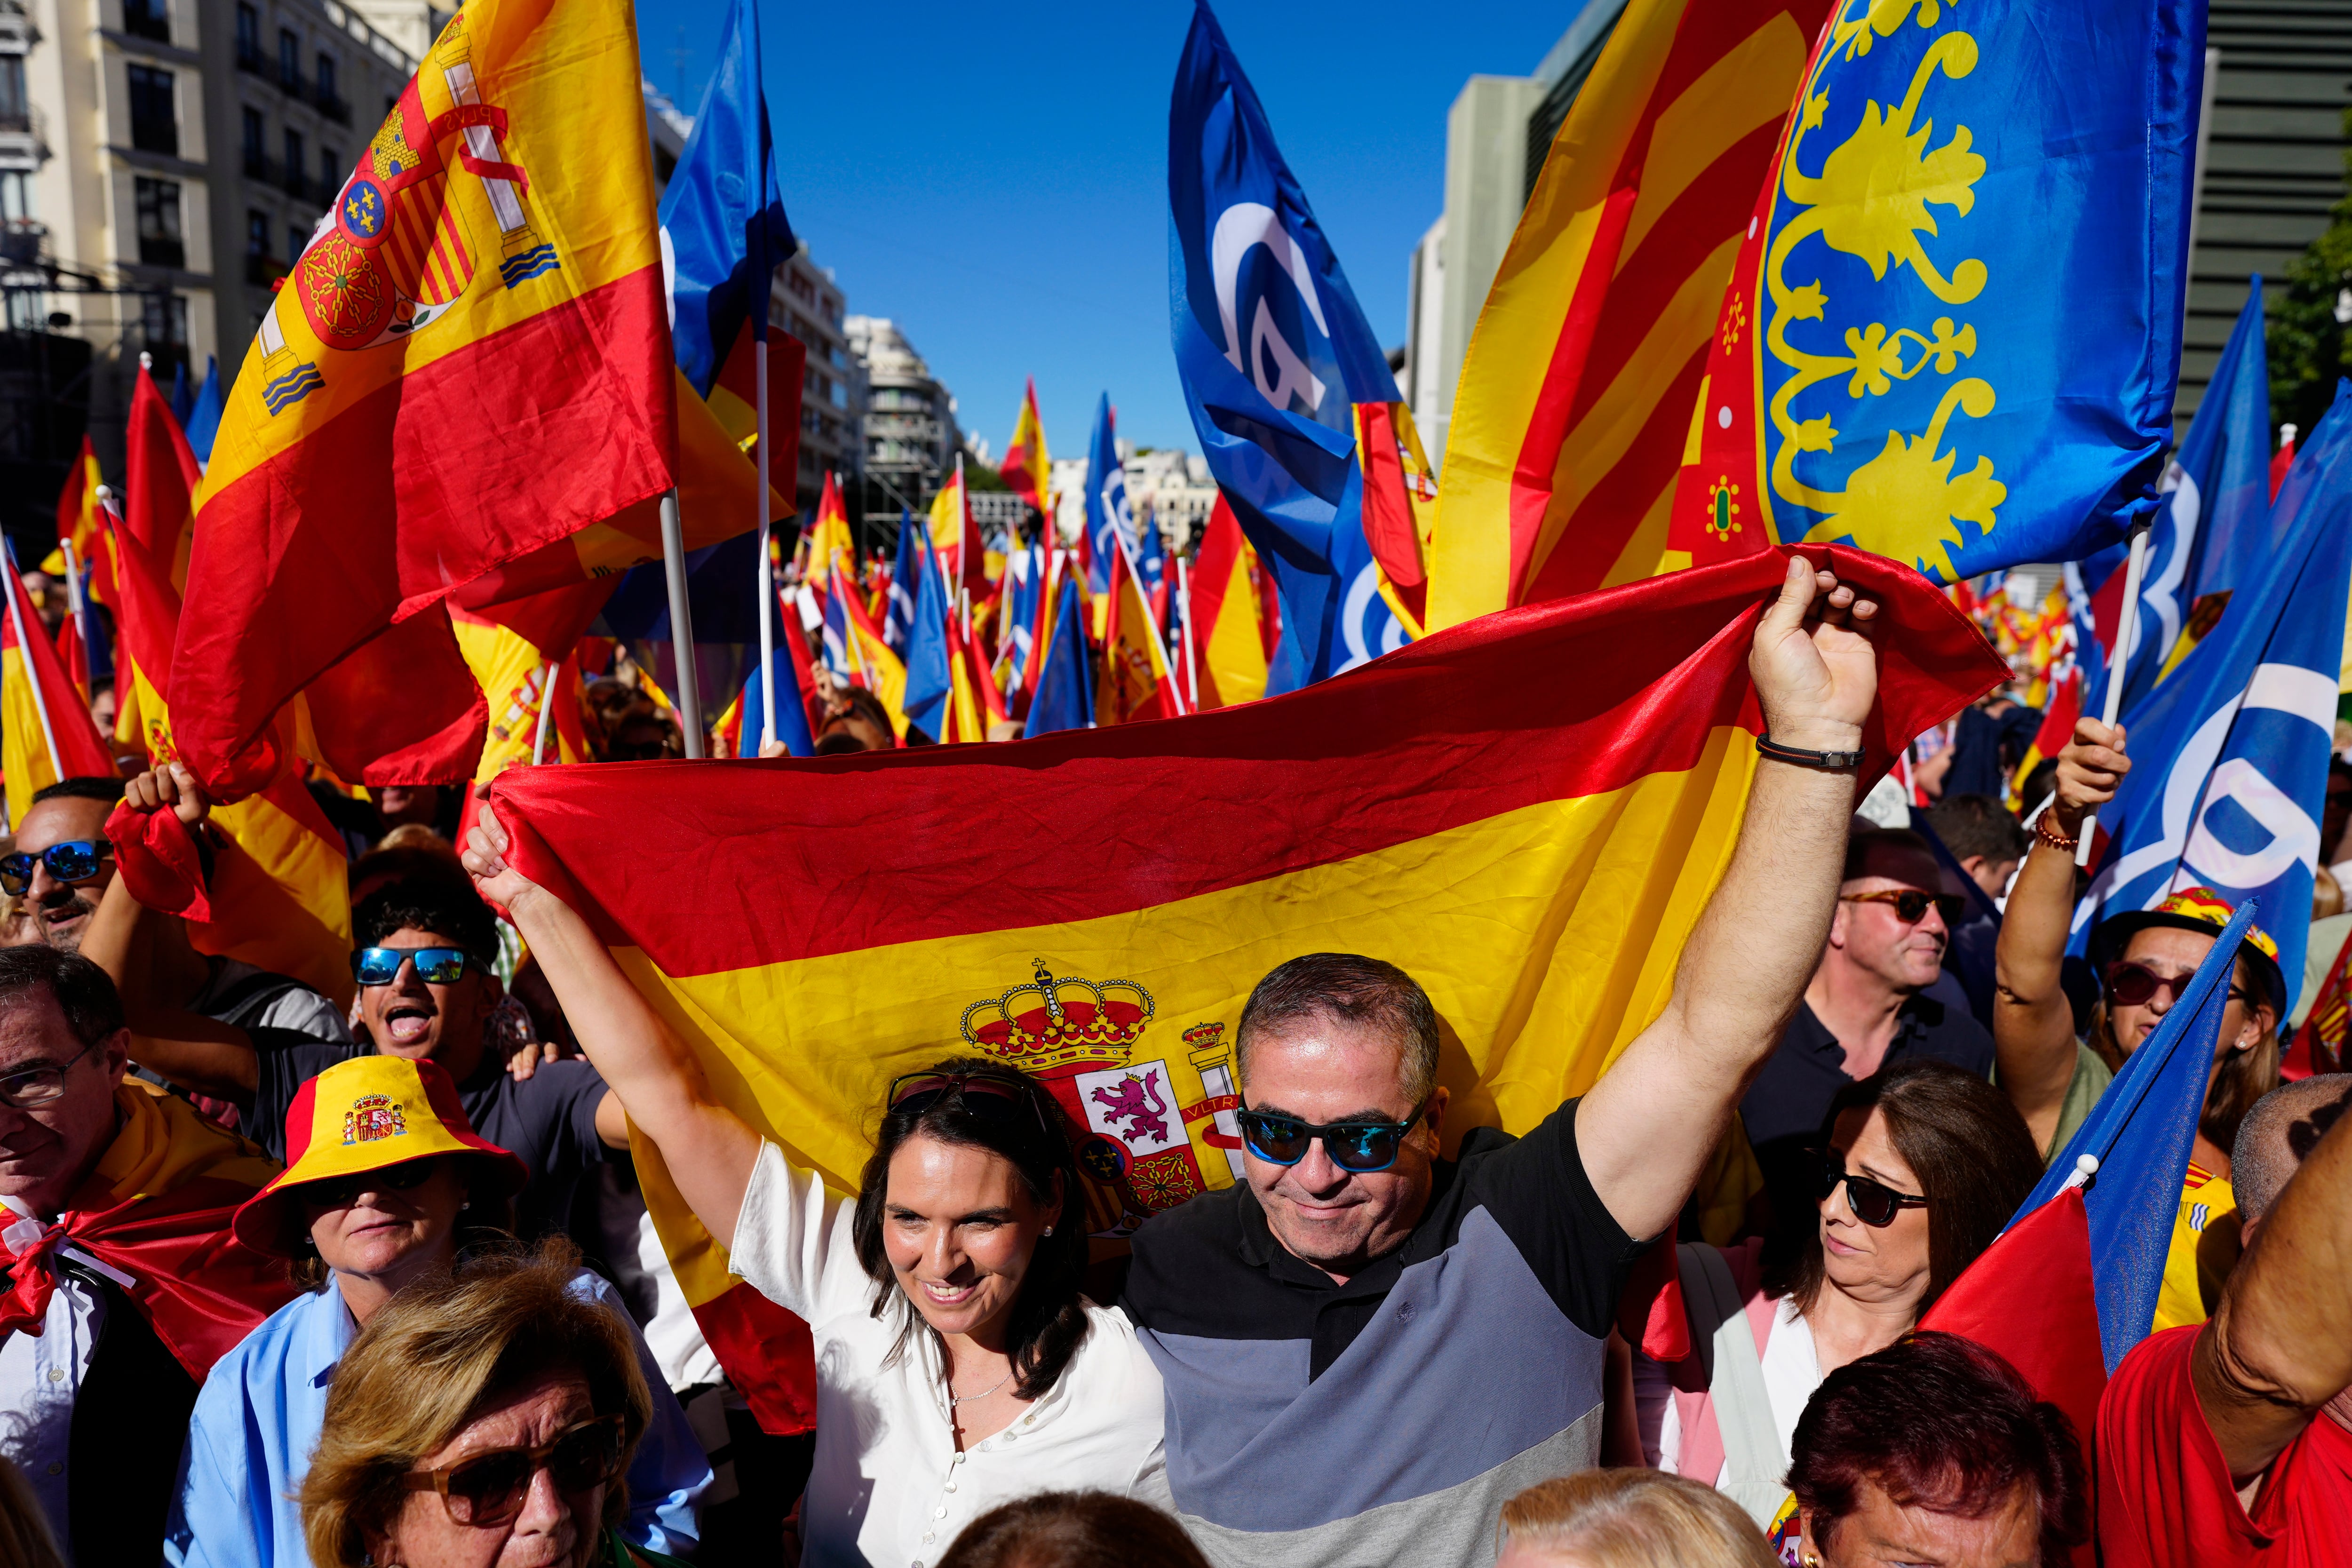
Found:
[7,0,415,480]
[1403,0,1626,467]
[847,312,959,520]
[1126,446,1216,552]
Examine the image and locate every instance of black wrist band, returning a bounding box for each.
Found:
[1756,734,1866,771]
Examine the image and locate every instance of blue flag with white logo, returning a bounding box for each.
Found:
[1083,395,1132,595]
[1168,0,1407,692]
[1755,0,2205,581]
[2075,282,2274,719]
[658,0,793,398]
[2070,383,2352,1014]
[886,509,920,653]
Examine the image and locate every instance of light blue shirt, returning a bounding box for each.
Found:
[163,1268,710,1568]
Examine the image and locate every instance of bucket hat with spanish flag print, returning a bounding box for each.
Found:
[231,1055,529,1258]
[2090,885,2287,1016]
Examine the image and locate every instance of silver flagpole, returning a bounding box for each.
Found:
[659,489,706,757]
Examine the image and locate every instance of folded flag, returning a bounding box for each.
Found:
[0,539,116,823]
[2070,382,2352,1015]
[1672,0,2206,582]
[1923,899,2255,1451]
[1428,0,1830,628]
[176,0,675,795]
[0,1082,295,1380]
[489,541,2000,1437]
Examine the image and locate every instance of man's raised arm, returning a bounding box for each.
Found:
[1576,557,1880,1241]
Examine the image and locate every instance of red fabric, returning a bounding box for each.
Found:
[1,558,117,779]
[690,1278,816,1435]
[0,1086,295,1381]
[2270,437,2296,501]
[1923,1188,2108,1446]
[489,544,2006,974]
[104,799,213,922]
[170,267,674,796]
[2098,1324,2352,1566]
[301,609,488,786]
[117,367,199,693]
[2031,667,2083,761]
[712,328,805,498]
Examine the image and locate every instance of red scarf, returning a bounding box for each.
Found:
[0,1082,295,1379]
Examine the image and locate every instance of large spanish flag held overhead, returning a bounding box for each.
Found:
[114,367,355,1007]
[174,0,673,796]
[489,543,2003,1435]
[1421,0,1831,632]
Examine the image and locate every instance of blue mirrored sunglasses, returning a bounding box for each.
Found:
[350,947,475,987]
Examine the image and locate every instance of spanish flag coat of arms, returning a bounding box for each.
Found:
[175,0,674,795]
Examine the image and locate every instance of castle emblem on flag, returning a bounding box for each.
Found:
[341,1094,407,1145]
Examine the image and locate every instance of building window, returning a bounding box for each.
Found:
[122,0,170,43]
[142,291,189,373]
[134,176,183,268]
[235,2,259,69]
[287,222,306,262]
[240,105,265,176]
[126,64,176,155]
[315,53,344,121]
[0,55,24,133]
[283,127,304,199]
[246,209,268,255]
[278,28,299,92]
[320,145,340,194]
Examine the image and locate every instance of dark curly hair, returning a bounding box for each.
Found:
[850,1057,1089,1400]
[1788,1331,2087,1566]
[353,878,500,969]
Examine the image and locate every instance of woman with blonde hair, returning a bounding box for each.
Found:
[1496,1470,1777,1568]
[302,1244,666,1568]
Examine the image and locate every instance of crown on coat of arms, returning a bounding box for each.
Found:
[960,961,1154,1073]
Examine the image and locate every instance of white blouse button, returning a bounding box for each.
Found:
[935,1505,948,1518]
[951,1451,966,1465]
[946,1480,958,1493]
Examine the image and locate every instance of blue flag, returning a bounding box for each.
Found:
[169,361,193,427]
[2024,901,2255,1370]
[731,630,814,757]
[886,509,920,653]
[183,356,224,466]
[2077,282,2274,719]
[1136,506,1166,609]
[1167,0,1407,692]
[1025,571,1095,739]
[2070,382,2352,1014]
[1756,0,2205,580]
[1083,396,1131,594]
[596,530,763,716]
[901,529,952,743]
[1000,538,1046,707]
[658,0,793,398]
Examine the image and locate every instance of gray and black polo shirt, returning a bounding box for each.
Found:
[1121,1099,1642,1568]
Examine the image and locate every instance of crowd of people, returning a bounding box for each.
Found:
[0,558,2343,1568]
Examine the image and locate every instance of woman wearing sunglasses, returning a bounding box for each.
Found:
[166,1055,709,1568]
[1628,1060,2041,1529]
[301,1248,675,1568]
[1994,716,2283,1330]
[459,799,1167,1568]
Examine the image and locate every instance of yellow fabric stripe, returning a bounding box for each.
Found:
[1616,15,1812,265]
[1202,547,1268,707]
[625,728,1759,1308]
[1,647,57,826]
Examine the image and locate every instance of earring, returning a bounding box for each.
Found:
[1041,1226,1054,1237]
[460,1202,471,1212]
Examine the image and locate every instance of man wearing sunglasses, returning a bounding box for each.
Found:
[1737,828,1994,1243]
[1120,557,1889,1568]
[7,777,129,954]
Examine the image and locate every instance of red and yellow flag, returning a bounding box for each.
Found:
[175,0,674,794]
[490,543,2000,1435]
[115,368,355,1005]
[42,436,110,604]
[1097,534,1182,726]
[1424,0,1830,629]
[1000,379,1051,520]
[1186,497,1268,711]
[0,549,116,822]
[928,462,987,598]
[452,582,606,779]
[2010,665,2081,808]
[799,471,854,580]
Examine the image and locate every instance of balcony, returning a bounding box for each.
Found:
[0,217,43,266]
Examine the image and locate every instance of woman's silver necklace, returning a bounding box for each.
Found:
[948,1368,1011,1406]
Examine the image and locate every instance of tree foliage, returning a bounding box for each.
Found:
[2267,107,2352,438]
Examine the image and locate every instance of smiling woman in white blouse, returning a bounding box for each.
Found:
[461,798,1166,1568]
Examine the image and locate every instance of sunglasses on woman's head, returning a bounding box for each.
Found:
[886,1071,1050,1136]
[1817,1155,1929,1227]
[1838,888,1966,927]
[400,1414,628,1528]
[2103,960,2250,1010]
[1235,1102,1430,1174]
[350,946,474,987]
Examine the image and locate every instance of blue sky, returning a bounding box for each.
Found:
[636,0,1585,461]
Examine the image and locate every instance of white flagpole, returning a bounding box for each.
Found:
[530,660,558,765]
[955,452,972,645]
[3,541,64,782]
[658,489,706,757]
[1176,553,1199,711]
[2076,521,2153,868]
[755,325,776,752]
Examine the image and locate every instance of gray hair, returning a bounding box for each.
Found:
[1235,954,1439,1105]
[2231,1073,2352,1221]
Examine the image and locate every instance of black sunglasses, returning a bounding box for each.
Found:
[400,1414,628,1528]
[1236,1100,1430,1174]
[298,1156,440,1210]
[887,1070,1052,1138]
[351,946,475,987]
[0,840,111,896]
[1839,888,1967,927]
[1818,1155,1929,1227]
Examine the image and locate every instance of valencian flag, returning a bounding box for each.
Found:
[1423,0,1830,631]
[174,0,675,795]
[1001,379,1051,522]
[0,540,116,823]
[113,366,356,1007]
[1188,497,1270,711]
[1668,0,2205,583]
[1168,2,1413,689]
[2069,385,2352,1017]
[488,542,2001,1435]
